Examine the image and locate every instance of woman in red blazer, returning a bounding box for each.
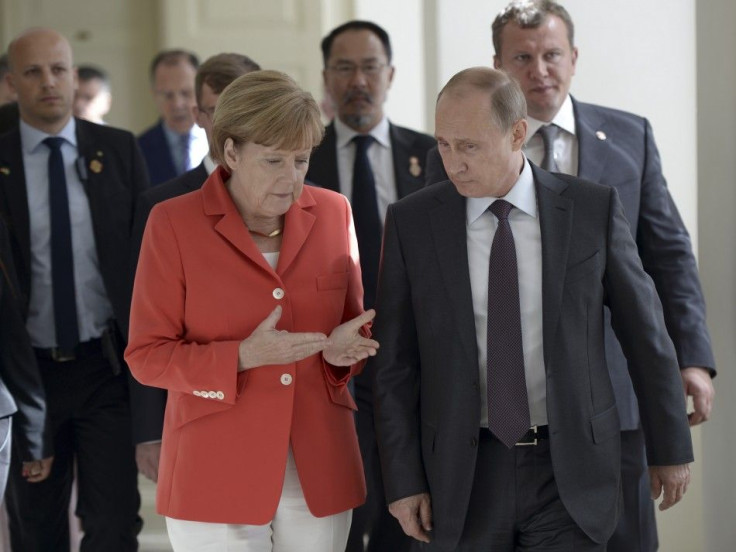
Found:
[126,71,377,551]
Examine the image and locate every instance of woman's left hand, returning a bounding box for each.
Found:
[323,310,380,366]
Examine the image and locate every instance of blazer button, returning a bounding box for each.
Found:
[207,391,217,399]
[216,391,224,400]
[273,288,285,300]
[280,373,293,386]
[470,437,478,448]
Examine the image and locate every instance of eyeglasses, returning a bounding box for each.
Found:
[327,62,387,79]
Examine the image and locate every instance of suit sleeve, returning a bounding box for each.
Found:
[603,188,694,466]
[424,146,449,186]
[0,222,51,460]
[372,204,429,503]
[636,119,715,374]
[124,204,242,404]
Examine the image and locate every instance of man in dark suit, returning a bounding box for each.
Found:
[130,52,260,484]
[0,28,147,550]
[425,3,715,550]
[138,49,208,186]
[374,66,693,551]
[307,20,435,552]
[0,218,53,494]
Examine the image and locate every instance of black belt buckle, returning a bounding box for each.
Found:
[50,348,76,362]
[516,425,539,447]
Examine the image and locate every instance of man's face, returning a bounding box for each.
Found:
[152,60,197,134]
[73,78,111,124]
[494,15,577,122]
[194,82,218,147]
[435,87,526,198]
[322,29,394,132]
[6,29,77,133]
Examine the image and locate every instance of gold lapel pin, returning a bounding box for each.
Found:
[89,159,103,174]
[96,151,104,157]
[409,156,422,177]
[595,130,607,141]
[0,167,9,175]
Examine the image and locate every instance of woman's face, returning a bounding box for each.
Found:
[225,139,312,219]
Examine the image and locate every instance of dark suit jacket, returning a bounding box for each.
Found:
[0,118,149,345]
[138,120,178,186]
[372,167,693,549]
[128,162,208,444]
[425,99,714,430]
[0,218,49,461]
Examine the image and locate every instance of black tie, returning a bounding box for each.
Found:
[487,200,530,448]
[536,124,560,172]
[351,135,381,309]
[44,137,79,353]
[179,132,191,175]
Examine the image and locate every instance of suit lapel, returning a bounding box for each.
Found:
[574,99,611,184]
[277,188,316,275]
[390,123,425,199]
[534,166,574,367]
[0,129,31,280]
[428,183,477,362]
[307,123,340,192]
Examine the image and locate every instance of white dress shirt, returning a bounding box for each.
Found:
[525,95,578,176]
[334,116,397,223]
[466,156,547,427]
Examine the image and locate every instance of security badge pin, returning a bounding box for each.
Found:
[0,167,9,175]
[89,159,103,173]
[595,130,607,141]
[409,156,422,177]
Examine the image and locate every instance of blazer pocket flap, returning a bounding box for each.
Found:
[326,382,358,411]
[565,250,600,285]
[173,392,232,429]
[590,405,620,444]
[317,272,349,291]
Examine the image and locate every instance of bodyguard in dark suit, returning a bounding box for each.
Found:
[307,21,435,552]
[426,3,715,550]
[374,67,693,551]
[0,218,53,494]
[0,28,147,550]
[138,49,208,186]
[129,52,261,484]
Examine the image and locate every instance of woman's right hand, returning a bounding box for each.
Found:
[238,305,328,371]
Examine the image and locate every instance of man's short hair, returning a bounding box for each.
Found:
[149,49,199,83]
[437,67,527,133]
[492,0,575,57]
[77,65,110,90]
[0,54,10,80]
[195,53,261,105]
[320,20,392,66]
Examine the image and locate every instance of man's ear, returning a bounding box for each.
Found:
[511,118,527,151]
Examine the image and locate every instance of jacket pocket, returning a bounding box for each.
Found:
[565,250,600,285]
[590,404,620,444]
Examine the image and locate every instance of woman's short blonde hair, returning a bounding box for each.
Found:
[211,70,324,166]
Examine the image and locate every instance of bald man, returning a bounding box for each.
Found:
[0,28,147,551]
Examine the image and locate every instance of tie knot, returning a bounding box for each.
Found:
[536,124,558,146]
[352,134,374,154]
[490,199,513,220]
[43,136,65,151]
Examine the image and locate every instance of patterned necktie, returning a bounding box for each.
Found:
[487,199,530,448]
[44,137,80,353]
[536,124,560,172]
[351,135,381,309]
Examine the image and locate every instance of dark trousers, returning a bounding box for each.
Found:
[445,429,604,552]
[607,428,658,552]
[346,369,411,552]
[5,349,141,551]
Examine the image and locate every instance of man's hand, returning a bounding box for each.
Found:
[388,492,433,543]
[649,463,690,511]
[22,456,53,483]
[136,442,162,482]
[681,367,715,426]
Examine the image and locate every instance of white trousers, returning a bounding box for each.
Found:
[166,448,352,552]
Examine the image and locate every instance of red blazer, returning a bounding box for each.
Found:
[126,166,367,524]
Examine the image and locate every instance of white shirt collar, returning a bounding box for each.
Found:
[334,115,391,149]
[525,94,576,145]
[203,154,216,175]
[20,116,77,153]
[466,155,537,225]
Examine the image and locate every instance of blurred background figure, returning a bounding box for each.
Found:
[0,54,17,105]
[73,65,111,124]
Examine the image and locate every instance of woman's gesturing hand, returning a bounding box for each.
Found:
[323,309,380,367]
[238,306,328,371]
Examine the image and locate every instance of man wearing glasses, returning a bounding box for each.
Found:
[307,20,435,552]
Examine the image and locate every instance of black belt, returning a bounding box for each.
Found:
[515,425,549,446]
[34,338,102,362]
